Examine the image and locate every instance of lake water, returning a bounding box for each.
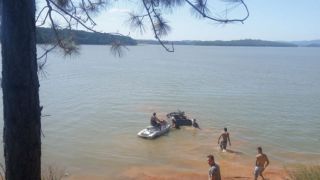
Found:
[0,45,320,177]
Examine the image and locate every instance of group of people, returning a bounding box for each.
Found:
[150,113,270,180]
[150,112,200,129]
[209,128,270,180]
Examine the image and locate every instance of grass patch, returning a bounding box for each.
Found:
[0,164,4,180]
[0,164,65,180]
[287,165,320,180]
[42,166,65,180]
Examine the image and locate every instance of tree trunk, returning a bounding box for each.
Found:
[1,0,41,179]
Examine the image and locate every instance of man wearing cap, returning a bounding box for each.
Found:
[207,154,221,180]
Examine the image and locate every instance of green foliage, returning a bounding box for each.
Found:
[36,27,137,45]
[127,0,249,52]
[287,165,320,180]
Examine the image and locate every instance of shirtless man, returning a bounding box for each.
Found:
[150,112,161,128]
[254,147,270,180]
[150,112,167,129]
[217,127,231,151]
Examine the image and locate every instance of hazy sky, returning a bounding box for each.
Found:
[71,0,320,41]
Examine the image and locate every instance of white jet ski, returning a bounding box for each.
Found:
[137,123,171,139]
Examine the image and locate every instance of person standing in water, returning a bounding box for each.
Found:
[192,119,201,129]
[254,147,269,180]
[217,127,231,151]
[207,154,221,180]
[171,116,180,129]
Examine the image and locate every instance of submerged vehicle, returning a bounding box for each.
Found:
[167,111,193,126]
[137,123,171,139]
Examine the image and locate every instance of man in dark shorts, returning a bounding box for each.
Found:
[217,127,231,151]
[207,154,221,180]
[150,112,161,129]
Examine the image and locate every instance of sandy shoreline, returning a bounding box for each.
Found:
[63,158,288,180]
[55,125,313,180]
[61,126,292,180]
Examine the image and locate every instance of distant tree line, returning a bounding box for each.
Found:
[306,43,320,47]
[36,27,137,45]
[138,39,298,47]
[0,27,137,45]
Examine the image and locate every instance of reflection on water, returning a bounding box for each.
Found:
[0,45,319,176]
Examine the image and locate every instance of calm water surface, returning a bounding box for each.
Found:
[0,45,319,176]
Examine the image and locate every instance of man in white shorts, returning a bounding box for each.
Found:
[254,147,270,180]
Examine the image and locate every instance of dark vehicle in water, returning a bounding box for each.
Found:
[167,111,193,127]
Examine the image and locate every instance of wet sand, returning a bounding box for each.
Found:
[64,156,288,180]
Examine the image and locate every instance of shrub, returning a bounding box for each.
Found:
[287,165,320,180]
